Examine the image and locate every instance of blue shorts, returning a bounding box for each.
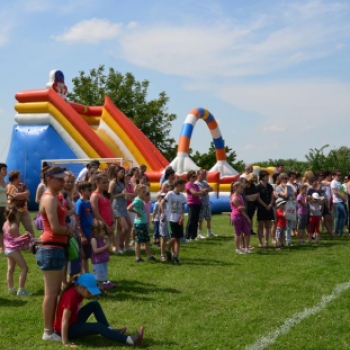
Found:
[36,247,66,271]
[92,262,108,282]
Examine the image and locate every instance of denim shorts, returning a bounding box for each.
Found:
[36,247,66,271]
[92,262,108,282]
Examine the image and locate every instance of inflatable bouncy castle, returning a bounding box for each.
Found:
[7,70,240,211]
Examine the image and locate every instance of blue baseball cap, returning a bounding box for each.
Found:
[76,273,101,295]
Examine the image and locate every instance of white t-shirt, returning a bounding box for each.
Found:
[164,191,186,222]
[331,180,344,203]
[76,167,88,183]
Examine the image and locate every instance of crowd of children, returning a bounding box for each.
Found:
[232,167,350,252]
[6,160,347,345]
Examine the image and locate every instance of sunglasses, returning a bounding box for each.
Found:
[191,175,197,178]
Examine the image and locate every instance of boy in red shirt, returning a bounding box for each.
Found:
[275,198,287,250]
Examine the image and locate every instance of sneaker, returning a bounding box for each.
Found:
[160,255,167,262]
[245,249,252,254]
[103,281,118,289]
[172,256,180,265]
[197,233,206,239]
[42,332,62,342]
[113,249,124,255]
[135,258,144,263]
[207,231,217,237]
[124,247,135,252]
[180,237,189,243]
[8,288,17,295]
[130,326,144,347]
[17,289,33,296]
[147,255,158,262]
[165,250,172,261]
[235,249,244,255]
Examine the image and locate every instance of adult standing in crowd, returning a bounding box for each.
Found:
[108,167,132,253]
[139,165,150,187]
[244,173,259,235]
[76,160,100,183]
[196,169,216,238]
[275,173,295,246]
[256,170,275,247]
[331,170,347,236]
[240,164,254,179]
[7,170,34,234]
[272,163,285,184]
[0,163,7,253]
[36,166,73,342]
[185,170,203,241]
[91,173,115,249]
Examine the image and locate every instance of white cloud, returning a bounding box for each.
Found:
[217,80,350,127]
[263,125,286,132]
[116,0,350,78]
[53,18,121,44]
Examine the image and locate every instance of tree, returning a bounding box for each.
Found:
[190,142,244,172]
[67,65,177,160]
[306,145,350,175]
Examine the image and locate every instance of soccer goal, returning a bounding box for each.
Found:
[41,158,133,179]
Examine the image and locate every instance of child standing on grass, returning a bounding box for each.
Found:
[144,192,152,232]
[4,205,35,296]
[75,182,94,273]
[308,192,323,244]
[297,184,308,243]
[230,182,251,254]
[160,179,187,264]
[275,198,287,250]
[90,220,111,292]
[54,273,144,347]
[127,184,157,262]
[152,194,162,246]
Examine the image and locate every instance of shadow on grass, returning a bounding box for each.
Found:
[0,297,28,306]
[184,257,236,266]
[104,279,181,301]
[76,335,178,348]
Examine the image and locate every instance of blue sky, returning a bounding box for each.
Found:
[1,0,349,165]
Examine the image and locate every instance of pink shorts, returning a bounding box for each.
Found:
[231,215,250,236]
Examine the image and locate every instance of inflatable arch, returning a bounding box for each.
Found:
[169,107,238,179]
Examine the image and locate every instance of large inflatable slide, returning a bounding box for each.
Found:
[6,70,240,211]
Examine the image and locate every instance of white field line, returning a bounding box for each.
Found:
[245,280,350,350]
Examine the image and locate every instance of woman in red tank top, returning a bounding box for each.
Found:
[90,173,115,248]
[36,166,74,342]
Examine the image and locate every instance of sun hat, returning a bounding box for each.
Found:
[276,198,287,208]
[76,273,101,295]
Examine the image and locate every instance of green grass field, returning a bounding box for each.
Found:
[1,214,350,349]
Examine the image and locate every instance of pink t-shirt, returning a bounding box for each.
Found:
[230,193,244,219]
[185,182,201,205]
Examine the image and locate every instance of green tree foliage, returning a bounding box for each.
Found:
[67,65,177,160]
[190,142,244,172]
[306,145,350,175]
[254,158,309,173]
